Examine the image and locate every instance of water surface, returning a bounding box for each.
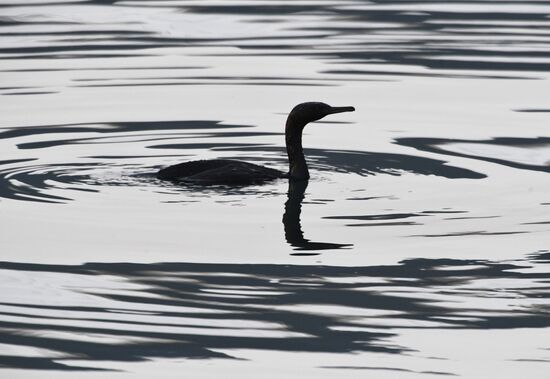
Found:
[0,0,549,377]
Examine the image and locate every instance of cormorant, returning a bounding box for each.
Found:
[156,102,355,184]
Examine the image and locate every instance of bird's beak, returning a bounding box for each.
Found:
[326,106,355,115]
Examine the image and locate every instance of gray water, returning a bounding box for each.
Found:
[0,0,549,377]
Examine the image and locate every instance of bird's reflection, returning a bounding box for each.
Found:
[283,180,352,255]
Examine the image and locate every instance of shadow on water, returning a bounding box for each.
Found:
[283,180,352,254]
[395,137,550,173]
[515,109,550,113]
[225,146,486,179]
[0,250,548,371]
[1,1,549,81]
[324,212,427,227]
[178,1,550,78]
[0,120,254,140]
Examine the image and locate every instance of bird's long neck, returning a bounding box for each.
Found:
[285,116,309,180]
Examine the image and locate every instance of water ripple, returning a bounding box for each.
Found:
[1,0,549,82]
[0,126,486,203]
[0,250,548,371]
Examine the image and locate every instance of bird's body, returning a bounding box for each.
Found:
[156,159,286,185]
[156,102,355,184]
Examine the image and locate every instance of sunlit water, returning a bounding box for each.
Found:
[0,0,549,377]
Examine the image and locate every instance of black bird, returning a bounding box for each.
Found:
[156,102,355,184]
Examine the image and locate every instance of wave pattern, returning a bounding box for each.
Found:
[0,119,488,203]
[1,0,549,91]
[0,251,549,372]
[0,1,549,376]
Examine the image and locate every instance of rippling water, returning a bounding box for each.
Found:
[1,0,549,377]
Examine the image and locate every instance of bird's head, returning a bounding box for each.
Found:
[287,102,355,128]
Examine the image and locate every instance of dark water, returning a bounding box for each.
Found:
[0,0,549,377]
[1,251,549,374]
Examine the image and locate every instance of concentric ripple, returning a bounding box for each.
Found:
[0,160,102,203]
[0,119,490,203]
[0,120,282,203]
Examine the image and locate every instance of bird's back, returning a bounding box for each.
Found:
[156,159,286,185]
